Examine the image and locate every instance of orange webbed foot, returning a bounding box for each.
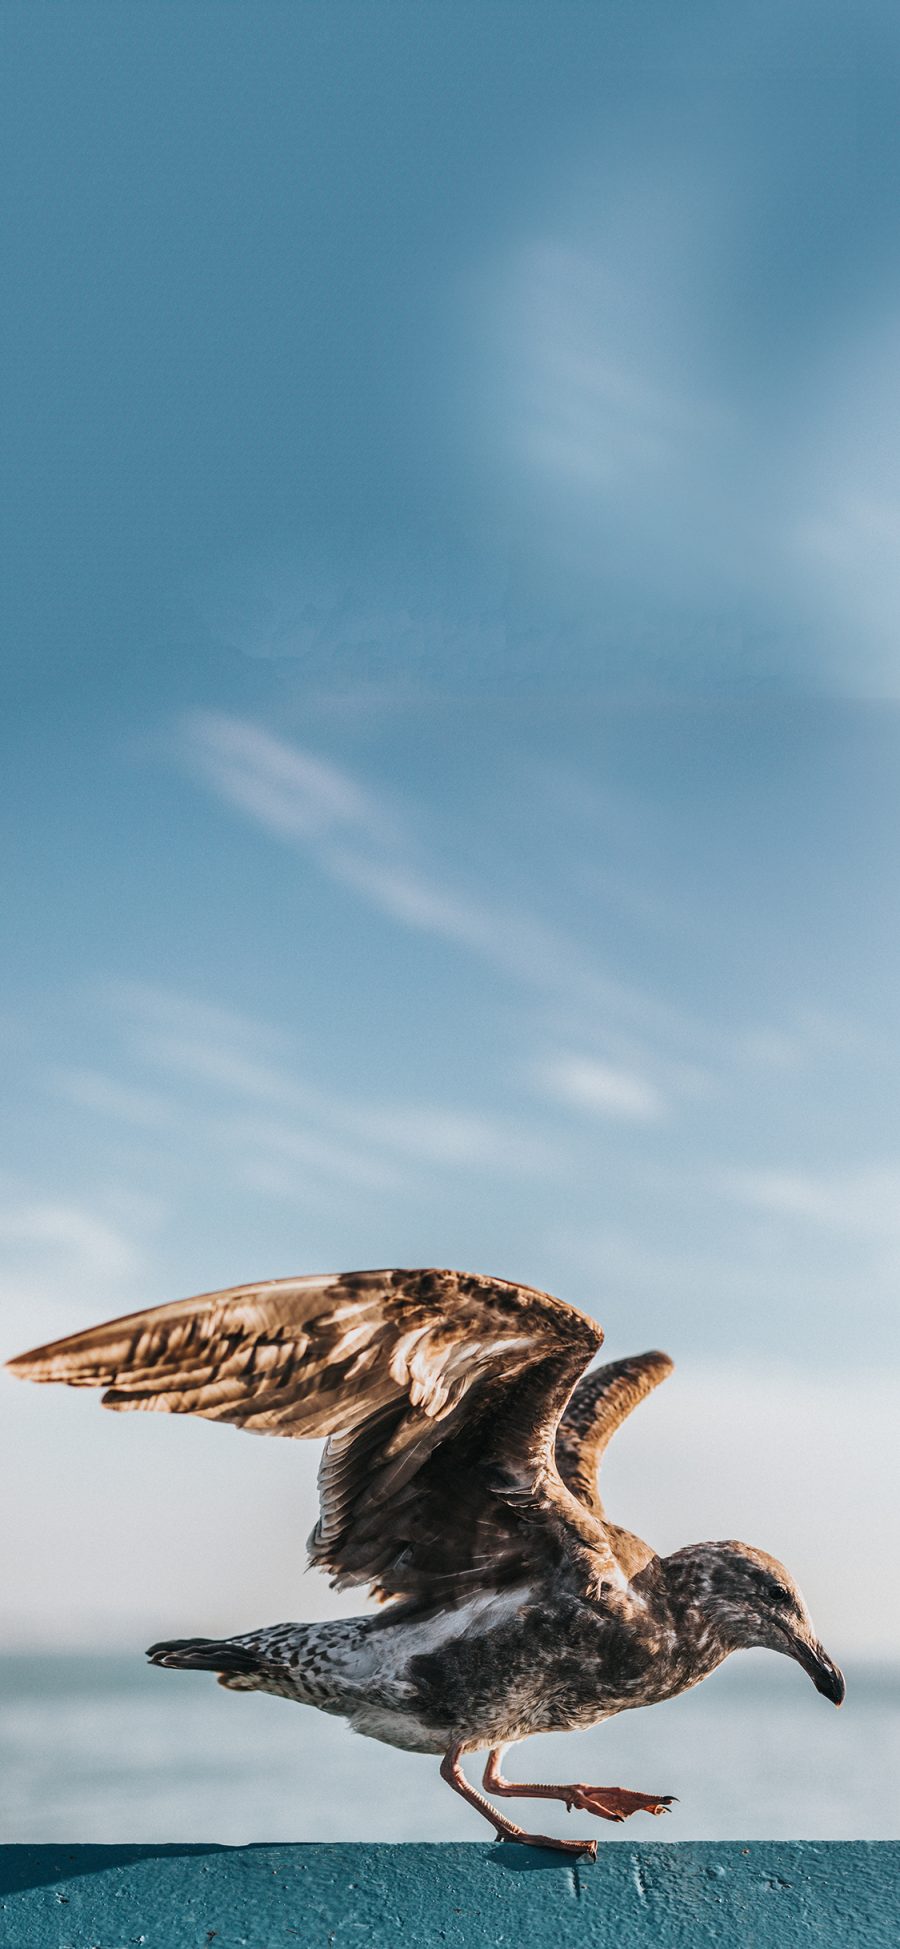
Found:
[564,1785,676,1823]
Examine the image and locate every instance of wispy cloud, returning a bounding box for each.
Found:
[0,1192,152,1358]
[789,310,900,696]
[736,1010,874,1073]
[181,717,867,1138]
[134,1035,304,1109]
[508,238,727,497]
[218,1116,404,1197]
[182,711,565,982]
[98,979,553,1190]
[45,1067,171,1130]
[552,1221,851,1322]
[480,205,771,633]
[722,1162,900,1241]
[105,980,289,1055]
[536,1053,668,1123]
[342,1103,552,1174]
[179,714,686,1038]
[0,1201,141,1280]
[101,978,314,1110]
[187,713,388,843]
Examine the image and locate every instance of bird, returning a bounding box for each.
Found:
[6,1265,845,1856]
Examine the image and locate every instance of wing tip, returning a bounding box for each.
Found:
[4,1337,114,1387]
[5,1347,52,1382]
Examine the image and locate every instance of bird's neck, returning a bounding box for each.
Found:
[657,1551,738,1679]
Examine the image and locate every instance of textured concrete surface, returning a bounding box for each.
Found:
[0,1843,897,1947]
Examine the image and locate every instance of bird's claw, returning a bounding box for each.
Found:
[497,1830,597,1858]
[564,1785,676,1822]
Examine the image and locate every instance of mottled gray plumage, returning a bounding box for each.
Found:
[7,1266,844,1855]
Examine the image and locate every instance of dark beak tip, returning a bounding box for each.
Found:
[814,1663,846,1707]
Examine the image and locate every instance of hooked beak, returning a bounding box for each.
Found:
[788,1633,845,1706]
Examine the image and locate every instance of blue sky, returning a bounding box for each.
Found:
[2,3,899,1653]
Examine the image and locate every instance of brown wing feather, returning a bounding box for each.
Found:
[555,1350,673,1515]
[553,1350,673,1579]
[7,1267,612,1603]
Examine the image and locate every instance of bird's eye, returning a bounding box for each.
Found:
[769,1581,791,1606]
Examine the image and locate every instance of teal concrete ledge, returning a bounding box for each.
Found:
[1,1843,897,1947]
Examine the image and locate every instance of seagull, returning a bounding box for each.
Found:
[7,1266,845,1856]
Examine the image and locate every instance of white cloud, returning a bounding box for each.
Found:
[344,1104,553,1173]
[788,307,900,696]
[0,1195,152,1363]
[45,1067,171,1129]
[106,980,288,1054]
[183,711,574,984]
[797,493,900,688]
[545,1205,900,1367]
[180,713,678,1040]
[103,980,312,1109]
[328,845,625,1010]
[738,1028,808,1070]
[538,1053,668,1122]
[510,239,726,496]
[139,1034,304,1108]
[219,1115,404,1196]
[722,1163,900,1241]
[101,980,547,1189]
[0,1201,140,1280]
[186,711,383,842]
[326,847,502,956]
[737,1010,873,1072]
[478,200,766,621]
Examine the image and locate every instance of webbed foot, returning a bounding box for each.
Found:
[564,1785,676,1822]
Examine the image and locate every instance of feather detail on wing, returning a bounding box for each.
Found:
[7,1267,614,1603]
[553,1351,673,1579]
[555,1350,673,1517]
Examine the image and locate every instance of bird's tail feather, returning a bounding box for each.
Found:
[146,1635,260,1680]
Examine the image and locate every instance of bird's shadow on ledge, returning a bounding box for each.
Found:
[0,1840,597,1897]
[0,1844,229,1898]
[487,1842,593,1874]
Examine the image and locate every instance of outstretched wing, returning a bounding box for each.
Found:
[7,1267,613,1604]
[555,1350,673,1518]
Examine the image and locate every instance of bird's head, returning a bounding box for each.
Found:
[666,1540,845,1704]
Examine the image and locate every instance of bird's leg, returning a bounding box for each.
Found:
[440,1745,597,1857]
[483,1746,675,1824]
